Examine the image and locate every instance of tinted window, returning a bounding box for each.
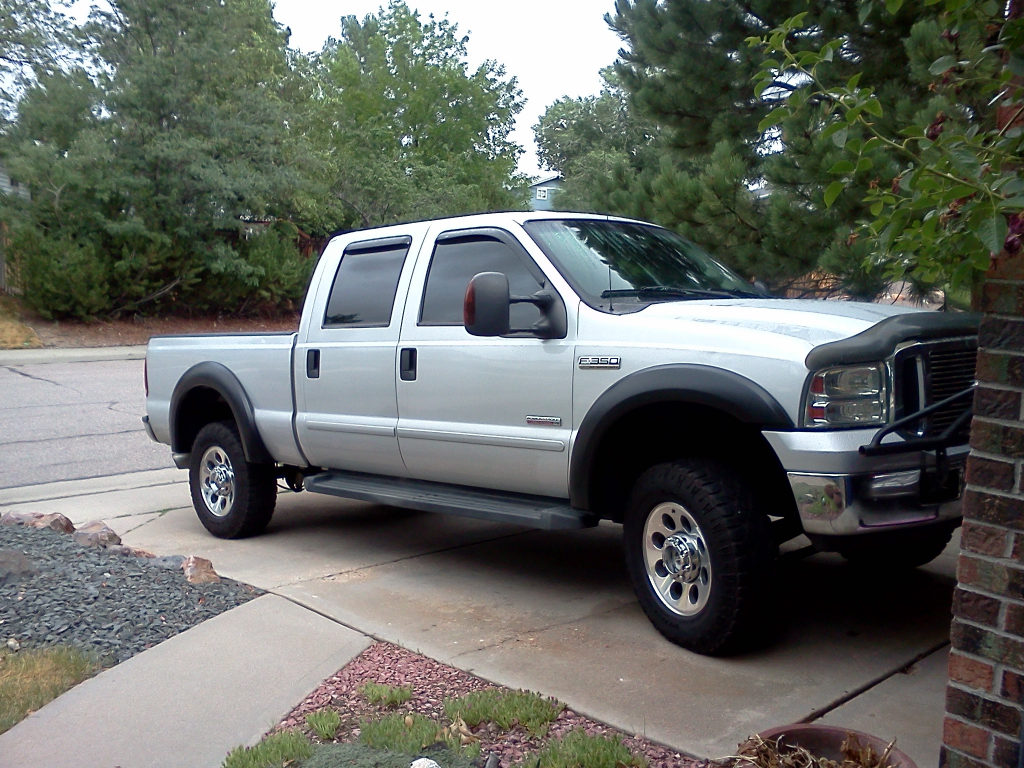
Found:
[420,236,544,328]
[323,241,409,328]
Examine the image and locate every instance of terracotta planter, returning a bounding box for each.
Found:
[756,724,918,768]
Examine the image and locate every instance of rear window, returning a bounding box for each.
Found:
[323,238,411,328]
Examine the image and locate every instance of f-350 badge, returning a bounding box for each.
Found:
[578,356,621,369]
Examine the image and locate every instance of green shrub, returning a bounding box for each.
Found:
[527,730,647,768]
[306,708,341,741]
[10,229,112,319]
[444,689,564,737]
[360,713,458,754]
[358,681,414,708]
[222,729,314,768]
[303,742,477,768]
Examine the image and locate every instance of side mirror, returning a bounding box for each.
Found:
[753,279,771,296]
[464,272,510,336]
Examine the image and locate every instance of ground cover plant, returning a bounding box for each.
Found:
[359,681,413,708]
[0,645,98,734]
[276,642,694,768]
[0,293,40,349]
[222,730,315,768]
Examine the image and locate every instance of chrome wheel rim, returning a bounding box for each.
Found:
[199,445,235,518]
[643,502,711,616]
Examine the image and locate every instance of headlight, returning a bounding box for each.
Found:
[803,363,888,428]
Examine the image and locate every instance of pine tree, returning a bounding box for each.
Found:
[544,0,948,297]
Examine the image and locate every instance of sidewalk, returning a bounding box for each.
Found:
[0,345,146,366]
[0,594,370,768]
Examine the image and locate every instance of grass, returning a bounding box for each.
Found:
[444,689,564,737]
[0,646,99,735]
[0,294,41,350]
[222,730,314,768]
[360,712,463,754]
[303,743,477,768]
[358,681,413,708]
[306,708,341,741]
[527,730,647,768]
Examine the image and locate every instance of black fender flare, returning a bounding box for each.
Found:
[169,361,274,465]
[569,364,794,510]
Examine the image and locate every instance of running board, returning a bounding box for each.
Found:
[303,471,597,530]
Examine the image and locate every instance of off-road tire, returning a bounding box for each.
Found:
[839,522,957,570]
[189,421,277,539]
[623,459,775,655]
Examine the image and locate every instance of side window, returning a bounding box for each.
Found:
[323,240,410,328]
[419,236,544,328]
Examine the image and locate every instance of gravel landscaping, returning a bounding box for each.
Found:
[0,524,261,663]
[279,642,702,768]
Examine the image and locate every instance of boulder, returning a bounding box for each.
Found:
[0,549,38,586]
[182,555,220,584]
[72,521,121,548]
[0,510,75,534]
[106,544,157,559]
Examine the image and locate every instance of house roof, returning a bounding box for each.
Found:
[529,173,562,187]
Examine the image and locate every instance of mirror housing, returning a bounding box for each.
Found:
[464,272,511,336]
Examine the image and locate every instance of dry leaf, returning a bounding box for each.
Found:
[404,715,414,728]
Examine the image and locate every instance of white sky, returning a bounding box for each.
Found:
[272,1,625,177]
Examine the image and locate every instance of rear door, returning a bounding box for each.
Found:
[295,234,418,476]
[395,226,576,498]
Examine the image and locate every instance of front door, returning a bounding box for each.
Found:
[396,227,575,498]
[295,234,416,476]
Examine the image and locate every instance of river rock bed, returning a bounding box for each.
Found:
[0,523,261,663]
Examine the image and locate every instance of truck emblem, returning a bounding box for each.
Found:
[578,356,621,370]
[526,415,562,426]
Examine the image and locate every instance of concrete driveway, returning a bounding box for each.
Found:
[0,352,956,764]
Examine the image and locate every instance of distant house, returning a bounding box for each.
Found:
[0,165,29,201]
[528,173,563,211]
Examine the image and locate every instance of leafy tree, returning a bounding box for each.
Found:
[0,0,74,118]
[750,0,1024,300]
[302,2,527,229]
[543,0,952,296]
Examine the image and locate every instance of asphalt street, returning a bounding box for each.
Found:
[0,359,172,488]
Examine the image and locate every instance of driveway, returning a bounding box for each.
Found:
[0,353,956,763]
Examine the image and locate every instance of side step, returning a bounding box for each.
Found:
[303,470,597,531]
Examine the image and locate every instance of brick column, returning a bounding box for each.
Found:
[941,255,1024,768]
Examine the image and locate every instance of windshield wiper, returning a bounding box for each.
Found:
[600,286,741,300]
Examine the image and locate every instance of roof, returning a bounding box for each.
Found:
[529,173,562,187]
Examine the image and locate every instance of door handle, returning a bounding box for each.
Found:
[306,349,320,379]
[400,348,417,381]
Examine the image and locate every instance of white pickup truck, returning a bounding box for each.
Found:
[144,211,978,654]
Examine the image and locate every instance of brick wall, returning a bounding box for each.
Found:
[941,255,1024,768]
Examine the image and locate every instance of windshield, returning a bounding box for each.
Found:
[523,219,758,312]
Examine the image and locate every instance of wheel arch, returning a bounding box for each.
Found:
[569,364,797,524]
[170,362,274,465]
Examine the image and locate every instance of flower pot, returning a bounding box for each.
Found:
[755,724,918,768]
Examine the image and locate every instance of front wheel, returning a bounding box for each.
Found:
[623,459,775,655]
[189,421,277,539]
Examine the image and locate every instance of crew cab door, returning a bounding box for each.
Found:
[396,226,575,498]
[294,234,417,476]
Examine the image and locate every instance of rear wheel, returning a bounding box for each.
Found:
[189,421,277,539]
[623,459,775,655]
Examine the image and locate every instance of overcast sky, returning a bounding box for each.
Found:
[272,1,625,177]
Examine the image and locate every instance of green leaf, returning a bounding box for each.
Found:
[829,160,856,174]
[758,107,791,132]
[856,157,874,172]
[870,201,884,215]
[884,0,904,13]
[847,73,862,90]
[859,1,874,24]
[755,80,771,98]
[862,99,883,117]
[829,125,848,148]
[929,55,957,75]
[976,215,1009,254]
[824,180,847,208]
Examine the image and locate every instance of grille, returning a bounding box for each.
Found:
[895,338,977,439]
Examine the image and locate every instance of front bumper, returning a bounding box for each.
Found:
[764,428,967,536]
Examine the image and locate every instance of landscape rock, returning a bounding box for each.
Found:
[151,555,186,570]
[72,521,121,548]
[410,759,442,768]
[7,637,20,651]
[0,511,75,534]
[182,555,220,584]
[105,544,157,559]
[0,549,38,586]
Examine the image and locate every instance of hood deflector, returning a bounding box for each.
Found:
[804,312,980,370]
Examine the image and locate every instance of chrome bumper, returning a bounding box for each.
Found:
[764,428,967,536]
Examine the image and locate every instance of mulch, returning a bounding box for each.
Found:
[279,641,703,768]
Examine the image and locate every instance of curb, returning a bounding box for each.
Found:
[0,345,147,366]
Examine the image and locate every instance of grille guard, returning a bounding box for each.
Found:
[859,384,976,457]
